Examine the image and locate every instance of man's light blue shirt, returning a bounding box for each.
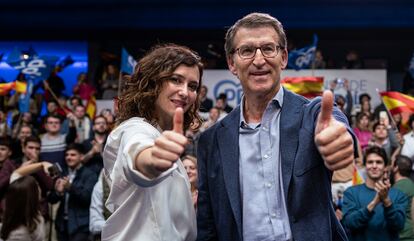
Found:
[239,87,292,241]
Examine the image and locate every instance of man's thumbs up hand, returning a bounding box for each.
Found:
[314,91,354,171]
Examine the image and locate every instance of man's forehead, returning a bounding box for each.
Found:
[233,26,280,45]
[26,142,40,147]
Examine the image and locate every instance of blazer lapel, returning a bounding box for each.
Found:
[217,107,243,238]
[280,89,304,201]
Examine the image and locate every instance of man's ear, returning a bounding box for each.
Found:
[227,56,238,76]
[281,48,288,69]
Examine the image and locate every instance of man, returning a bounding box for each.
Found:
[82,115,109,175]
[48,143,98,241]
[61,104,92,144]
[14,136,54,231]
[199,85,214,113]
[342,146,407,241]
[370,121,400,161]
[40,114,76,168]
[10,124,32,160]
[401,114,414,160]
[392,155,414,241]
[197,13,356,241]
[216,93,233,113]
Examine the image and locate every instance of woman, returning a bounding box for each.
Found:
[182,155,198,209]
[102,44,203,241]
[353,112,373,151]
[1,176,44,241]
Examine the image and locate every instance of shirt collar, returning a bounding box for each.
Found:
[239,87,284,128]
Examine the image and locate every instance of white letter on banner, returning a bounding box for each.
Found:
[21,59,46,76]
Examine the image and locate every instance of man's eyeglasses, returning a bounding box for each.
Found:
[233,43,284,59]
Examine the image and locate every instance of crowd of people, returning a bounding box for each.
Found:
[0,11,413,241]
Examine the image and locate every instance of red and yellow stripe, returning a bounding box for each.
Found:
[282,76,324,98]
[380,91,414,115]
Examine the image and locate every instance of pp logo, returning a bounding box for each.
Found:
[13,59,47,77]
[213,79,243,105]
[295,46,316,68]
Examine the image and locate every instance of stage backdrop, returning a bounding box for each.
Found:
[203,69,387,109]
[95,69,387,114]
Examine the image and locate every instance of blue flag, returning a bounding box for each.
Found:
[121,48,137,75]
[18,79,34,113]
[409,52,414,78]
[288,34,318,70]
[57,55,74,69]
[6,47,59,82]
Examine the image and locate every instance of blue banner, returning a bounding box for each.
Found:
[121,48,137,75]
[288,34,318,71]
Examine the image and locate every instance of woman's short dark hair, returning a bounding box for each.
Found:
[1,176,41,240]
[117,43,203,131]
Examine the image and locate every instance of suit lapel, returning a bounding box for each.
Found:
[217,107,243,238]
[280,89,304,200]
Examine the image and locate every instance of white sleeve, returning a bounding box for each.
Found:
[9,172,23,184]
[89,175,106,234]
[119,124,177,187]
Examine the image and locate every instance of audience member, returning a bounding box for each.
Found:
[0,138,15,222]
[199,85,213,113]
[342,50,363,69]
[82,115,109,176]
[401,114,414,160]
[1,176,44,241]
[312,49,327,69]
[100,64,119,100]
[48,143,98,241]
[72,72,96,102]
[200,106,220,131]
[182,155,198,209]
[342,146,407,241]
[12,136,54,227]
[353,112,373,151]
[392,155,414,241]
[216,92,233,113]
[40,114,76,169]
[369,121,400,162]
[61,105,92,144]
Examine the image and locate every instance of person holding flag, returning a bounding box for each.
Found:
[102,44,203,241]
[196,12,357,241]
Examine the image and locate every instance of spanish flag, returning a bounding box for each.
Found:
[281,76,324,99]
[352,165,365,185]
[86,96,96,119]
[0,81,27,95]
[379,91,414,115]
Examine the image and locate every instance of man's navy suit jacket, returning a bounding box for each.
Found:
[197,88,355,241]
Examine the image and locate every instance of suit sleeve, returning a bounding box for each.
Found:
[196,132,218,241]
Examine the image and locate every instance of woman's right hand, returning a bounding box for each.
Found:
[136,108,188,178]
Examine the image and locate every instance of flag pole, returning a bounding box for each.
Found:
[376,88,398,131]
[43,80,69,115]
